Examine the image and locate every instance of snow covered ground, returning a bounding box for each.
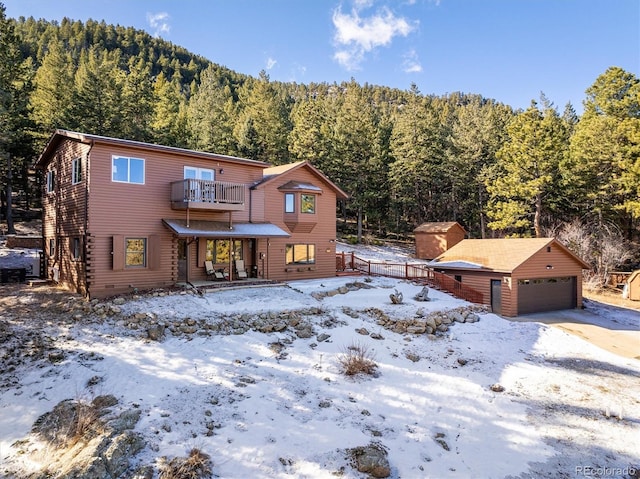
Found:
[0,241,639,478]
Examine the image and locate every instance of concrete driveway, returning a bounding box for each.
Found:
[507,299,640,360]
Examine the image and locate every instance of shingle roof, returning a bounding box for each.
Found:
[414,222,465,234]
[35,129,269,169]
[431,238,588,272]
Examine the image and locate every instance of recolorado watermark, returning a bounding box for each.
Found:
[576,465,637,477]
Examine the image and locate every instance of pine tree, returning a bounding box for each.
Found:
[234,71,291,163]
[389,85,447,229]
[0,3,36,225]
[187,65,238,154]
[29,39,74,134]
[486,99,569,237]
[565,67,640,232]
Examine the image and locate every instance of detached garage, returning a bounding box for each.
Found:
[429,238,590,317]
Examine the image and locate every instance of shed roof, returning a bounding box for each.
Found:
[430,238,590,273]
[414,222,466,234]
[163,219,290,238]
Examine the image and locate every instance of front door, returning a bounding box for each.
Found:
[177,239,187,282]
[491,279,502,315]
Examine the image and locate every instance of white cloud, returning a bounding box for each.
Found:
[266,57,277,70]
[402,49,422,73]
[332,5,415,71]
[147,12,171,37]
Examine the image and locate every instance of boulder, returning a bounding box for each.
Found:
[350,443,391,478]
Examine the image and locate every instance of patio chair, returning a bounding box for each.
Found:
[235,259,248,279]
[205,261,217,280]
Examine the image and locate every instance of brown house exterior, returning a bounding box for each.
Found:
[430,238,590,317]
[35,130,348,298]
[414,222,466,259]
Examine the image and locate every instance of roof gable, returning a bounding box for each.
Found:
[254,161,348,199]
[432,238,589,272]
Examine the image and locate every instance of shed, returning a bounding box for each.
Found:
[625,270,640,301]
[414,222,466,259]
[429,238,590,317]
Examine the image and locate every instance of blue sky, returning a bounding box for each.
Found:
[5,0,639,113]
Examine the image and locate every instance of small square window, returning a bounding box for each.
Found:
[301,194,315,214]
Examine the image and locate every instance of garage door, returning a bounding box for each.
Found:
[517,276,577,315]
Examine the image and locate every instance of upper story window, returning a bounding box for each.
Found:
[72,157,83,185]
[301,194,316,214]
[46,170,55,193]
[284,193,295,213]
[112,156,145,184]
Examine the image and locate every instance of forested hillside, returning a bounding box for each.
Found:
[1,4,638,276]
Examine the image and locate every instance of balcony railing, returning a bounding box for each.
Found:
[171,179,245,211]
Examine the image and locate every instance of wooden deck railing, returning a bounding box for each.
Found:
[336,252,484,304]
[171,179,245,206]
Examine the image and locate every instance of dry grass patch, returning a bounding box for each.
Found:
[159,448,213,479]
[338,342,378,376]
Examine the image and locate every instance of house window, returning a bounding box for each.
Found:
[112,156,145,184]
[125,238,146,267]
[184,166,214,181]
[301,194,315,214]
[286,244,315,264]
[49,238,55,257]
[72,237,81,261]
[72,157,82,184]
[206,239,242,263]
[46,170,55,193]
[285,193,295,213]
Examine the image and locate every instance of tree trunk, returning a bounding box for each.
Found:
[478,184,486,239]
[6,154,16,234]
[356,206,363,243]
[534,193,542,238]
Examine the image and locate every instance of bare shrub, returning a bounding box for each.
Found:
[159,448,213,479]
[549,219,635,290]
[338,342,378,376]
[69,400,103,445]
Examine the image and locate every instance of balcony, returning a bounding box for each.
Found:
[171,179,245,211]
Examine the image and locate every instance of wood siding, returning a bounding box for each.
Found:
[86,142,266,296]
[512,245,584,312]
[258,167,338,282]
[415,225,466,260]
[436,244,584,316]
[41,141,91,295]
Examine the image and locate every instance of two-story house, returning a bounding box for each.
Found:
[35,130,348,298]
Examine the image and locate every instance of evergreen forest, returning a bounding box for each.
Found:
[1,5,638,276]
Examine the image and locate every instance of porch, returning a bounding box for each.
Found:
[178,278,283,293]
